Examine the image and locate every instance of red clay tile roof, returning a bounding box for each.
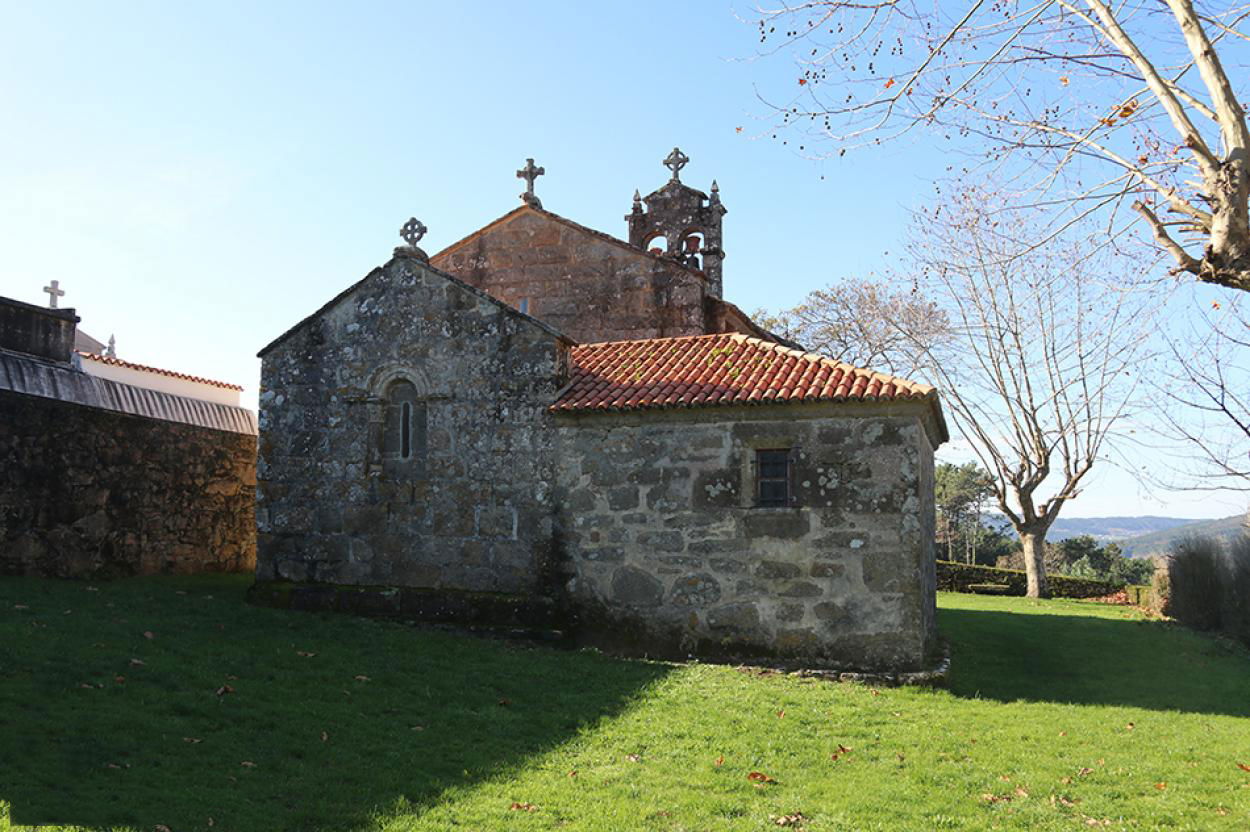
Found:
[76,350,244,391]
[554,333,942,423]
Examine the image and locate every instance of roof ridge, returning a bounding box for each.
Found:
[76,350,245,391]
[431,204,708,280]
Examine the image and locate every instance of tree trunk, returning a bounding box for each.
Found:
[1021,530,1048,598]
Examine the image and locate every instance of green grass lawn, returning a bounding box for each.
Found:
[2,578,1249,831]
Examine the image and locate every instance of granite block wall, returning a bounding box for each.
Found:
[554,403,940,670]
[255,254,569,597]
[432,208,710,344]
[0,390,256,577]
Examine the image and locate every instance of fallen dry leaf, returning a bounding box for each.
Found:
[1237,762,1250,773]
[143,631,155,640]
[870,689,880,696]
[86,586,99,592]
[354,675,370,682]
[626,754,642,763]
[129,658,145,667]
[777,709,785,718]
[13,604,28,610]
[1015,787,1030,798]
[240,761,256,768]
[498,698,512,706]
[410,725,425,731]
[1154,782,1167,790]
[714,755,724,767]
[567,769,577,778]
[114,675,125,684]
[215,685,235,696]
[509,801,538,812]
[748,771,776,784]
[837,744,853,755]
[1077,767,1094,778]
[999,775,1011,782]
[155,826,171,832]
[296,651,316,657]
[771,812,808,827]
[320,731,328,743]
[183,737,202,744]
[1126,722,1135,731]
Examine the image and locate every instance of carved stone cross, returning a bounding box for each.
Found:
[43,280,65,309]
[400,217,427,247]
[663,147,689,181]
[516,158,545,207]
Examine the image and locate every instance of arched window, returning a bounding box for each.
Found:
[382,378,426,474]
[645,233,668,254]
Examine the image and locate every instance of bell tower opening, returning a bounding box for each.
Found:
[626,147,727,299]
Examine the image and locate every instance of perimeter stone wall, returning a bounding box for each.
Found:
[554,402,939,671]
[0,390,256,577]
[255,255,569,599]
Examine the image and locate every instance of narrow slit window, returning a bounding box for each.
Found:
[400,401,412,459]
[756,449,792,507]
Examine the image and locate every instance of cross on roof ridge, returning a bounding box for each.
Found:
[516,157,545,208]
[663,147,689,182]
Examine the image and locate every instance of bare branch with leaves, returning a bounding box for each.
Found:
[754,0,1250,291]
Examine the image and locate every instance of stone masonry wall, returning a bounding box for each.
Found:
[256,255,568,598]
[555,403,940,671]
[432,208,709,344]
[0,390,256,577]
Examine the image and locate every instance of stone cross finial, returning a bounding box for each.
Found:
[663,147,689,182]
[106,334,116,358]
[43,280,65,309]
[516,158,545,208]
[400,217,427,247]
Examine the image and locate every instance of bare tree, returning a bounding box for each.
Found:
[902,195,1153,596]
[755,278,949,377]
[753,1,1250,292]
[1155,295,1250,487]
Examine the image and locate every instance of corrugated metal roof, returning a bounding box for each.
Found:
[0,350,257,435]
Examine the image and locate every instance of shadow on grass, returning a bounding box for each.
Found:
[0,575,670,832]
[939,605,1250,717]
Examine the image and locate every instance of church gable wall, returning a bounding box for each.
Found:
[256,256,568,599]
[554,403,938,671]
[0,390,256,577]
[432,210,708,344]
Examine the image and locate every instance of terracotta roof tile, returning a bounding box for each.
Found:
[553,334,940,418]
[76,351,244,391]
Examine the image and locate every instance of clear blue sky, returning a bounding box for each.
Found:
[0,1,1243,519]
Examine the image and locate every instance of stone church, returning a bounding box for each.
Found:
[254,150,947,671]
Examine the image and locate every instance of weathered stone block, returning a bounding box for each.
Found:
[707,602,760,632]
[779,581,823,598]
[606,486,640,511]
[611,566,664,607]
[756,560,801,580]
[670,573,722,606]
[636,530,685,553]
[743,511,810,539]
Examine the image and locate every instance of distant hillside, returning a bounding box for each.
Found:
[1118,514,1247,558]
[1045,515,1199,542]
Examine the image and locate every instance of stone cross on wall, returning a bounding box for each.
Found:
[516,158,545,208]
[43,280,65,309]
[663,147,689,182]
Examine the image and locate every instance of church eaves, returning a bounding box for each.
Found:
[552,332,949,444]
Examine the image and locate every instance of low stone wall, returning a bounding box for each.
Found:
[554,402,941,672]
[0,390,256,577]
